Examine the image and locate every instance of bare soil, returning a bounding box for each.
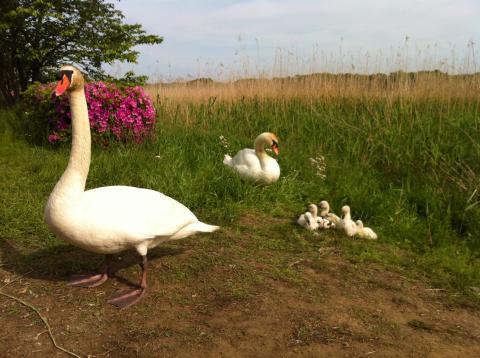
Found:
[1,216,479,357]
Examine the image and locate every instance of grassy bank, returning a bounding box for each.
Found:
[1,94,479,296]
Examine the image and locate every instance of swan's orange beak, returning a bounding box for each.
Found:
[272,143,279,155]
[55,74,70,96]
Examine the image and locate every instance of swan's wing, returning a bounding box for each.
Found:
[230,149,261,170]
[297,213,307,226]
[307,214,319,230]
[297,212,317,230]
[342,220,357,237]
[362,227,378,240]
[327,213,341,226]
[79,186,198,241]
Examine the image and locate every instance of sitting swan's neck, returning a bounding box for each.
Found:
[254,134,271,164]
[51,88,91,199]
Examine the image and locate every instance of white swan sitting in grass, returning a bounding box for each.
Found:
[223,132,280,184]
[317,200,335,229]
[318,200,341,228]
[318,200,330,217]
[339,205,357,237]
[297,204,319,231]
[44,65,219,309]
[356,220,378,240]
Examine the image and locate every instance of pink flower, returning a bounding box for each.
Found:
[48,133,60,143]
[28,81,156,144]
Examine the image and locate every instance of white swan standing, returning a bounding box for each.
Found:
[339,205,357,237]
[356,220,378,240]
[223,132,280,184]
[44,65,219,308]
[297,204,319,231]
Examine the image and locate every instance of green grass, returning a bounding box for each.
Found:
[1,97,479,295]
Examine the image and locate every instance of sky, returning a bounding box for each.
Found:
[106,0,480,81]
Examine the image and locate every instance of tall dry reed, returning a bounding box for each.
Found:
[146,71,479,106]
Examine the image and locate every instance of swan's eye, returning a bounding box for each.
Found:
[57,70,74,83]
[270,140,279,155]
[54,70,75,96]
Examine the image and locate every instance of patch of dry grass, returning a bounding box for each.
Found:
[145,71,480,105]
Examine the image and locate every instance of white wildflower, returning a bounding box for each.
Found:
[310,155,327,180]
[219,135,231,155]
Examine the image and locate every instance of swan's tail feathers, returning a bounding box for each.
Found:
[170,221,219,241]
[223,154,232,166]
[191,221,220,233]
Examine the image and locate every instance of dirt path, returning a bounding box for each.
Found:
[1,219,480,357]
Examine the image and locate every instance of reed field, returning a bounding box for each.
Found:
[145,70,480,103]
[1,53,480,355]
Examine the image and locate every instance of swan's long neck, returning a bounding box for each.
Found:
[52,88,90,197]
[319,203,330,217]
[254,135,270,165]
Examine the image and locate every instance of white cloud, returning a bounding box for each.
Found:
[107,0,480,80]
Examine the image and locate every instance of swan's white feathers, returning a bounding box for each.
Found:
[339,205,357,237]
[229,149,259,168]
[228,149,280,183]
[82,186,198,237]
[297,204,320,231]
[297,212,318,231]
[355,220,378,240]
[327,213,341,226]
[223,154,233,166]
[47,185,217,254]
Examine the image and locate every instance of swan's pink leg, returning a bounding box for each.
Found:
[108,255,147,309]
[69,254,112,288]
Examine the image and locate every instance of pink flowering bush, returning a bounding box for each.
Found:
[22,81,156,145]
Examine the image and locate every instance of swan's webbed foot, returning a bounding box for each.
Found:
[108,255,148,309]
[69,273,108,288]
[107,287,146,309]
[69,254,112,288]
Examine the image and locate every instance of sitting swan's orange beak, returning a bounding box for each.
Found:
[271,143,279,155]
[55,74,70,96]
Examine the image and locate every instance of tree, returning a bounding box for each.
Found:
[0,0,162,105]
